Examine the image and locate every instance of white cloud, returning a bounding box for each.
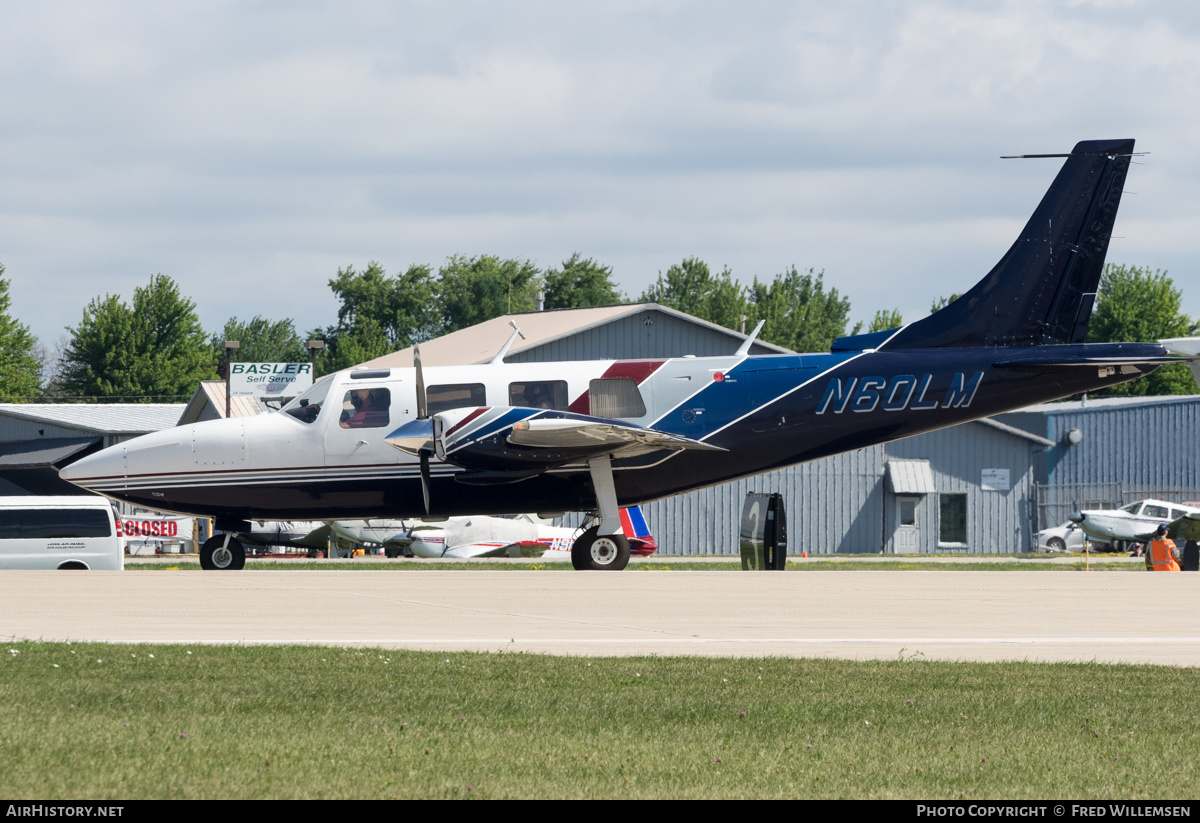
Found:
[2,0,1200,346]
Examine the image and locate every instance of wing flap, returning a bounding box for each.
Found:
[507,418,725,453]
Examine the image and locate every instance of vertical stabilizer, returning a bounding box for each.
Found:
[880,139,1134,350]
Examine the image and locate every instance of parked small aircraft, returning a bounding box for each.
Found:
[406,507,656,560]
[61,139,1186,571]
[1069,499,1200,549]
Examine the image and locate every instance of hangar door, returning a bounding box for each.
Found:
[887,459,936,554]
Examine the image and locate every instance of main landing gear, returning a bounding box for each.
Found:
[570,454,631,571]
[571,527,631,571]
[200,533,246,570]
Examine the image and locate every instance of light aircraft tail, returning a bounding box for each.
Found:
[834,139,1135,352]
[621,506,657,555]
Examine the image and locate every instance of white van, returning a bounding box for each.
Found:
[0,496,122,570]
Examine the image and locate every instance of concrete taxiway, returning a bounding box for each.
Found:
[2,569,1197,666]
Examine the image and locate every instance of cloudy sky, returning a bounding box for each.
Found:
[2,0,1199,351]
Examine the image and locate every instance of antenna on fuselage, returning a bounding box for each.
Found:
[490,321,526,364]
[735,320,766,356]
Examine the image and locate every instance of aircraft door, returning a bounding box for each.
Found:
[890,495,922,554]
[324,383,404,468]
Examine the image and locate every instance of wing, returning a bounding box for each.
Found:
[506,416,725,454]
[1168,512,1200,541]
[391,406,725,481]
[441,540,549,559]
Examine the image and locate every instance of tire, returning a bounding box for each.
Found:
[200,534,246,571]
[1046,537,1066,553]
[570,527,631,571]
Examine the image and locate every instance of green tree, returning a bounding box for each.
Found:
[1086,265,1197,396]
[931,293,963,313]
[312,262,440,376]
[542,253,624,309]
[748,267,854,353]
[639,258,750,331]
[213,316,308,364]
[60,275,216,402]
[315,318,393,376]
[867,308,903,333]
[438,255,541,333]
[0,265,41,401]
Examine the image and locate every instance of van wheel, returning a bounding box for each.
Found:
[57,561,89,570]
[200,535,246,571]
[1046,537,1066,553]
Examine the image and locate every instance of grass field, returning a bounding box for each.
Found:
[1,641,1191,799]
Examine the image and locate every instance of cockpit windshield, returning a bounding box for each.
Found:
[282,376,334,424]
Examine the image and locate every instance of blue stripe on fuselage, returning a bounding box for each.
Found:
[651,353,857,439]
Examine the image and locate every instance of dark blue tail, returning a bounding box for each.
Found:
[835,139,1135,352]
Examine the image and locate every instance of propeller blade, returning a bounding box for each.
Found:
[414,344,427,420]
[419,450,431,514]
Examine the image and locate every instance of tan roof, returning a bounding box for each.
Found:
[361,303,790,369]
[177,381,268,425]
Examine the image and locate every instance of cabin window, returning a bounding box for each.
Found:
[1143,504,1169,519]
[509,381,568,410]
[427,383,486,414]
[0,509,112,539]
[589,377,646,419]
[282,376,334,424]
[338,388,391,429]
[938,494,967,544]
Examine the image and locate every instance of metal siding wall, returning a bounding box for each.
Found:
[0,416,87,441]
[1044,399,1200,489]
[888,423,1036,553]
[509,311,764,363]
[641,445,884,556]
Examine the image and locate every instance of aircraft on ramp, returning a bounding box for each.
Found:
[1069,499,1200,550]
[61,139,1186,571]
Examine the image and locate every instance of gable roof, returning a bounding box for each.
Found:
[177,381,268,426]
[0,404,185,435]
[361,303,791,368]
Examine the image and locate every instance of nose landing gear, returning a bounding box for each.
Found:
[200,533,246,570]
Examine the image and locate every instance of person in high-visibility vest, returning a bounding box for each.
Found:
[1148,524,1181,572]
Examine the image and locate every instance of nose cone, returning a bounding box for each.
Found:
[59,443,125,491]
[59,427,191,502]
[1068,512,1083,524]
[385,418,435,456]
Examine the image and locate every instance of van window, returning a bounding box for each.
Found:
[428,384,486,414]
[509,381,567,410]
[589,378,646,418]
[0,508,113,539]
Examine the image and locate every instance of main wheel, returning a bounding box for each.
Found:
[1046,537,1066,553]
[571,527,631,571]
[200,535,246,571]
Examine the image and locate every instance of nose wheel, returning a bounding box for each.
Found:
[571,527,631,571]
[200,534,246,570]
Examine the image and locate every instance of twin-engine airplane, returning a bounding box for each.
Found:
[61,139,1184,570]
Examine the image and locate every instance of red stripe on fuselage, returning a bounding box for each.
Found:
[568,360,667,415]
[444,407,490,438]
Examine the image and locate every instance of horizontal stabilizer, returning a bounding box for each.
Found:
[991,341,1174,369]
